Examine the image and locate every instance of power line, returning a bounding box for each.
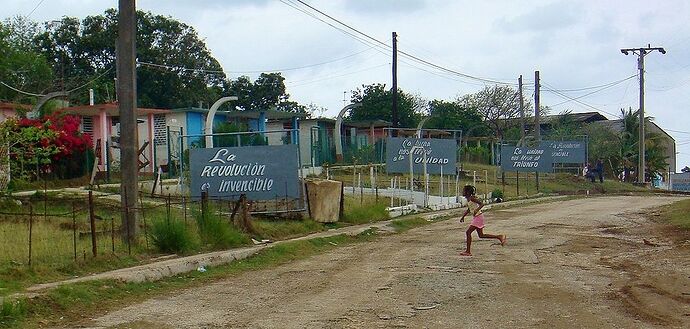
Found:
[544,74,638,93]
[288,62,390,87]
[26,0,46,18]
[64,66,114,94]
[139,46,377,75]
[0,81,45,97]
[541,84,619,118]
[287,0,517,86]
[0,66,114,97]
[543,75,637,107]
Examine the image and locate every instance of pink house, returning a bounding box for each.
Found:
[59,103,169,173]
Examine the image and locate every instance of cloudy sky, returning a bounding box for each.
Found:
[5,0,690,169]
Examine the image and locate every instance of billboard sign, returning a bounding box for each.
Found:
[385,137,456,174]
[189,144,300,200]
[500,146,554,172]
[540,140,586,163]
[670,172,690,191]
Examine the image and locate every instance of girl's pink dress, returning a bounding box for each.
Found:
[470,214,485,228]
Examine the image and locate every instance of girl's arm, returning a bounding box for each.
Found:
[460,208,469,222]
[470,196,484,216]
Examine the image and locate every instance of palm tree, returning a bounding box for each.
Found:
[619,108,668,182]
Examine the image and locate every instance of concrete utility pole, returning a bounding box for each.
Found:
[391,31,398,137]
[620,44,666,184]
[117,0,138,243]
[534,70,540,191]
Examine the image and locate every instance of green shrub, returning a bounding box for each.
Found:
[150,218,196,254]
[491,188,504,200]
[195,207,250,249]
[0,298,27,328]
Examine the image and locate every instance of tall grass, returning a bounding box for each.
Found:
[149,216,196,254]
[342,196,389,225]
[194,205,250,249]
[0,298,27,328]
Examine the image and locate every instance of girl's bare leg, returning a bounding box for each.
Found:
[461,226,477,255]
[477,228,506,245]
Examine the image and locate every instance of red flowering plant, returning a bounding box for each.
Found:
[8,113,93,180]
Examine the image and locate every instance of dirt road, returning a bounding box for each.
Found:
[87,196,689,329]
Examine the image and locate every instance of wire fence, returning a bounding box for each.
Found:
[0,190,298,267]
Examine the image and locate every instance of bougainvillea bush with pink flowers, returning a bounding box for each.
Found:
[5,113,93,181]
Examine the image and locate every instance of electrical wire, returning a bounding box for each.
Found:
[0,81,45,97]
[26,0,46,18]
[0,66,114,97]
[287,0,517,86]
[544,74,638,93]
[138,45,378,75]
[288,62,390,87]
[543,75,637,108]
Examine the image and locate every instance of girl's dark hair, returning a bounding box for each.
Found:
[463,185,476,196]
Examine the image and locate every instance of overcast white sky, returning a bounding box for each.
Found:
[5,0,690,170]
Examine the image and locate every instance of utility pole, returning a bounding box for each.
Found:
[518,75,525,146]
[534,70,540,191]
[117,0,138,243]
[391,31,398,137]
[621,44,666,184]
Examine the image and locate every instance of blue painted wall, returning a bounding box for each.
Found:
[186,112,204,145]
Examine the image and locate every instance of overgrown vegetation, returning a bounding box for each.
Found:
[0,298,27,328]
[149,217,196,254]
[660,199,690,229]
[342,196,389,224]
[194,205,250,249]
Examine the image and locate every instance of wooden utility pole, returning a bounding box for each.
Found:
[518,75,525,146]
[534,70,540,191]
[117,0,138,243]
[620,45,665,184]
[391,31,398,137]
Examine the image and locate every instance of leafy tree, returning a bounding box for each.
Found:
[582,122,621,178]
[33,9,226,108]
[459,85,530,139]
[587,108,669,182]
[348,83,421,128]
[545,110,583,140]
[425,99,487,135]
[229,73,305,113]
[0,17,54,103]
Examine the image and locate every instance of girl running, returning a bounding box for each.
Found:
[460,185,506,256]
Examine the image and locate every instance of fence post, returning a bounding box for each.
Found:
[166,126,172,179]
[183,196,187,225]
[123,188,131,256]
[516,172,520,196]
[111,217,115,254]
[28,203,33,266]
[139,195,149,250]
[201,191,208,222]
[88,190,97,257]
[105,141,111,183]
[72,203,77,261]
[166,194,172,226]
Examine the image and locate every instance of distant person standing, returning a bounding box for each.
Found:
[596,159,604,183]
[584,162,595,183]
